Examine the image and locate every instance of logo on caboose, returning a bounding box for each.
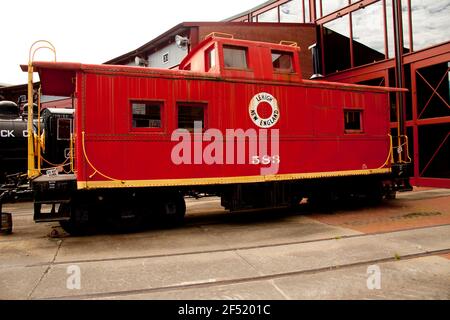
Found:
[249,92,280,129]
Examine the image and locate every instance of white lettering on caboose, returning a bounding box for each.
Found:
[248,92,280,129]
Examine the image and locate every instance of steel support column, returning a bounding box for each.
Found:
[392,0,406,137]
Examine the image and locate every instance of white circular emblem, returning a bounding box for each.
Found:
[248,92,280,128]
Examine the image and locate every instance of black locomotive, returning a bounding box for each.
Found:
[0,101,28,183]
[0,100,72,184]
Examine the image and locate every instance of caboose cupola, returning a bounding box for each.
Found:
[179,33,302,83]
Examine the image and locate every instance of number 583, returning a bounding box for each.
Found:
[251,155,280,165]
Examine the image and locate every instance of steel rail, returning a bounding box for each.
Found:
[39,246,450,300]
[25,223,450,268]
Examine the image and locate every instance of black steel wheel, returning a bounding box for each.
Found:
[59,203,93,235]
[106,205,147,233]
[157,192,186,226]
[365,181,384,205]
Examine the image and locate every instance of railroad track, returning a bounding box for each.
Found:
[26,222,450,268]
[40,246,450,300]
[1,194,442,244]
[16,222,449,300]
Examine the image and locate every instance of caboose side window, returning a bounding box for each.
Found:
[271,50,294,72]
[223,45,248,69]
[178,104,205,132]
[131,102,162,128]
[205,46,216,71]
[344,110,363,133]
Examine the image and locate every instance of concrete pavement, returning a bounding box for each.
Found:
[1,188,449,300]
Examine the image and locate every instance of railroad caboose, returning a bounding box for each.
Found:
[23,34,411,234]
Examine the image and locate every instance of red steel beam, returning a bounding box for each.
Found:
[416,116,450,126]
[309,0,317,22]
[325,59,395,81]
[382,0,389,58]
[407,0,413,52]
[404,43,450,65]
[349,7,354,69]
[412,177,450,188]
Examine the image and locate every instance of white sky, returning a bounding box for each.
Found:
[0,0,263,85]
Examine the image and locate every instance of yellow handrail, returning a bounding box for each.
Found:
[70,133,75,173]
[82,131,122,182]
[397,135,412,164]
[37,86,41,172]
[41,156,69,168]
[378,134,393,169]
[27,40,57,178]
[378,134,412,168]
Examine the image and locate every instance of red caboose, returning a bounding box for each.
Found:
[24,34,411,233]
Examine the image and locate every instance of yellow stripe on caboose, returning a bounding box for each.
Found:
[77,168,391,189]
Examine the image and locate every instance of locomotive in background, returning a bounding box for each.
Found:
[0,100,29,184]
[0,99,72,189]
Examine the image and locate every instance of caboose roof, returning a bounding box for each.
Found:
[21,62,78,97]
[22,40,407,97]
[20,61,215,97]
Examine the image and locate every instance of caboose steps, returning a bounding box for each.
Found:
[31,174,76,222]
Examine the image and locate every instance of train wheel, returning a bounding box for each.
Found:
[106,205,147,233]
[386,190,397,200]
[158,193,186,226]
[59,203,93,235]
[308,192,335,211]
[289,195,303,210]
[365,182,384,205]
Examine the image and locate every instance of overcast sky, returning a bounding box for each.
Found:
[0,0,263,85]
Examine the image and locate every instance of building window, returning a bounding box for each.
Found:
[205,46,216,71]
[352,1,385,67]
[410,0,450,51]
[272,51,294,72]
[178,104,205,132]
[317,0,350,18]
[57,118,72,140]
[162,53,169,64]
[223,45,248,69]
[323,14,351,74]
[280,0,302,23]
[132,102,162,128]
[344,110,363,133]
[257,7,279,22]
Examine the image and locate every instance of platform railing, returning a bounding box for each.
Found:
[392,135,412,164]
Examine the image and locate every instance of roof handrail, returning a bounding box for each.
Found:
[279,40,298,47]
[205,32,234,40]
